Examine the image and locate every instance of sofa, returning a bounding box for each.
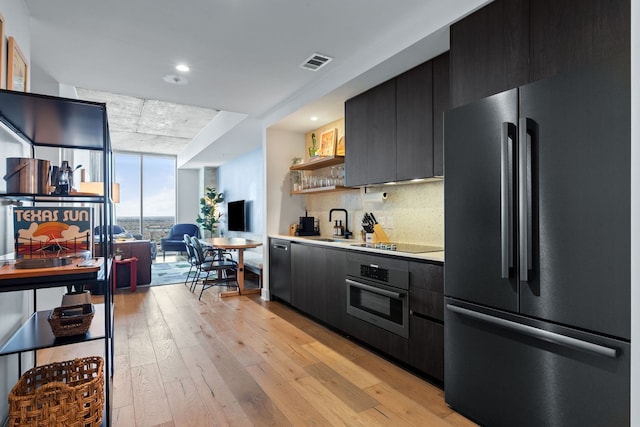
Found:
[94,240,153,286]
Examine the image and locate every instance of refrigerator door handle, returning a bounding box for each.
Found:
[446,304,619,358]
[518,118,533,281]
[501,122,516,278]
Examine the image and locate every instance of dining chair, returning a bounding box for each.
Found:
[183,234,199,287]
[190,236,238,300]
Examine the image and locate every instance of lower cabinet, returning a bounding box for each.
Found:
[408,261,445,382]
[291,243,327,319]
[280,240,444,383]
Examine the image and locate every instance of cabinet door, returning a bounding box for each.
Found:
[408,261,444,381]
[529,0,630,82]
[409,315,444,382]
[450,0,529,108]
[305,245,327,321]
[432,52,449,177]
[325,247,347,330]
[396,61,433,181]
[269,239,291,302]
[291,243,326,317]
[368,79,397,184]
[345,93,369,187]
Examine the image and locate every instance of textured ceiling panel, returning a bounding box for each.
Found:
[110,131,191,155]
[77,88,218,154]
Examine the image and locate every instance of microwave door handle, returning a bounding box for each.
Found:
[345,278,403,299]
[518,118,533,282]
[501,122,516,279]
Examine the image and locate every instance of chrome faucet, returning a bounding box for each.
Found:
[329,208,352,238]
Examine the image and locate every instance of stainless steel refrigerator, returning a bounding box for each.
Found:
[443,53,630,426]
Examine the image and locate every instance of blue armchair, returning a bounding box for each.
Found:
[160,223,200,260]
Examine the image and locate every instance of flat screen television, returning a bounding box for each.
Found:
[227,200,246,232]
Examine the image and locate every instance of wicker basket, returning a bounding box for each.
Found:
[8,356,104,427]
[48,304,95,338]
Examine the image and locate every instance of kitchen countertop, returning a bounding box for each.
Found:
[270,234,444,263]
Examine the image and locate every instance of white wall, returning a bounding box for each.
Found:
[218,147,264,239]
[264,128,307,299]
[176,168,200,225]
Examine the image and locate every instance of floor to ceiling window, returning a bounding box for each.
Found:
[114,153,176,243]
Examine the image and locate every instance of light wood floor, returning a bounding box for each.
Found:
[39,283,477,427]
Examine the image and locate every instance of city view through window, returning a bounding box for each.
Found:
[114,153,176,245]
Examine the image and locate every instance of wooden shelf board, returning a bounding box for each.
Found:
[290,156,345,171]
[290,185,357,195]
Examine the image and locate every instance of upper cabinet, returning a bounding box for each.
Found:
[450,0,630,108]
[345,53,447,187]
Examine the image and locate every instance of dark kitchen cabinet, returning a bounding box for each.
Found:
[408,261,444,382]
[345,79,396,186]
[344,94,369,187]
[291,243,326,319]
[450,0,529,108]
[325,247,347,330]
[529,0,630,82]
[396,60,433,181]
[432,51,449,177]
[269,238,291,303]
[450,0,630,108]
[346,54,447,185]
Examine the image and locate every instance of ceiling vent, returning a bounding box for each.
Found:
[300,53,333,71]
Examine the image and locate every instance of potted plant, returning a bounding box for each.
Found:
[62,283,92,306]
[196,187,224,237]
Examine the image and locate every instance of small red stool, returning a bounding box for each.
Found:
[112,257,138,292]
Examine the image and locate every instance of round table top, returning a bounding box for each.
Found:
[201,237,262,249]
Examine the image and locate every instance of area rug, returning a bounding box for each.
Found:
[151,262,192,286]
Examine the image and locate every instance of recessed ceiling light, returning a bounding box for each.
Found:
[162,74,188,85]
[310,116,318,121]
[176,64,190,72]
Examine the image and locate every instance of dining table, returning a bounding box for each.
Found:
[200,237,262,297]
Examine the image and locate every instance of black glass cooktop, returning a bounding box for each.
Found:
[351,242,444,254]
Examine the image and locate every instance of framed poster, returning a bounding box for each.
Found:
[7,36,27,92]
[0,15,5,89]
[336,136,345,156]
[13,207,93,255]
[318,128,337,156]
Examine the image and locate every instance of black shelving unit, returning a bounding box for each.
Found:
[0,89,114,426]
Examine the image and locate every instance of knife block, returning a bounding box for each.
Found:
[369,224,389,243]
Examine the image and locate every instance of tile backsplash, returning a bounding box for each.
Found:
[303,180,444,246]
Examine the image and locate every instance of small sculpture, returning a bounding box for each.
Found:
[309,133,318,157]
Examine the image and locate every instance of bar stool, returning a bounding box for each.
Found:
[112,257,138,292]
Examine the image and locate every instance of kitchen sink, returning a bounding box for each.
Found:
[301,237,353,243]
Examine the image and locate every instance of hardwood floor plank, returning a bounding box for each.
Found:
[131,363,174,426]
[289,375,371,427]
[164,377,218,427]
[196,322,291,426]
[128,334,157,367]
[112,404,136,427]
[304,362,380,413]
[364,382,451,426]
[178,344,251,427]
[152,338,192,383]
[302,340,381,389]
[247,362,334,427]
[112,354,133,409]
